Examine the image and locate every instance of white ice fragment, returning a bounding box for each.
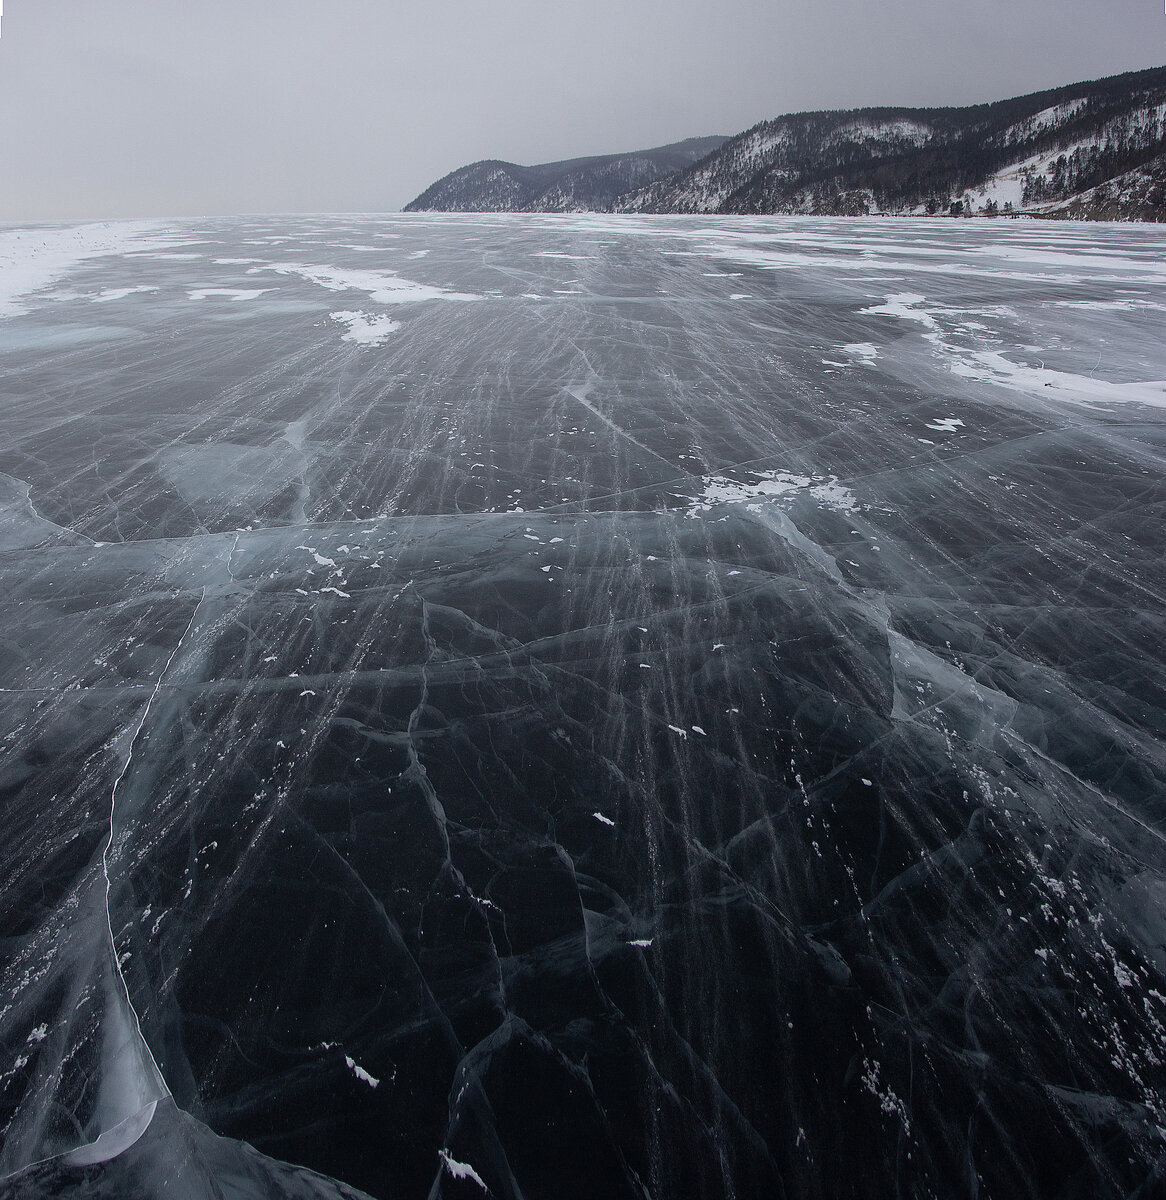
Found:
[593,812,615,827]
[439,1151,487,1190]
[628,938,654,948]
[667,725,688,739]
[925,418,964,433]
[691,725,707,736]
[861,778,873,787]
[344,1056,380,1088]
[299,690,316,697]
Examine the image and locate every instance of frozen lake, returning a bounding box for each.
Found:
[1,214,1165,1199]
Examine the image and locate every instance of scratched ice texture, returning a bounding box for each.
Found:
[0,214,1165,1200]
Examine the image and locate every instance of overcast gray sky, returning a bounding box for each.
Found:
[0,0,1163,219]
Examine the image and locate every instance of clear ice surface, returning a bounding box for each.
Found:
[1,214,1165,1199]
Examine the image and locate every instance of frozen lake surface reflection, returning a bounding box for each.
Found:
[1,214,1166,1198]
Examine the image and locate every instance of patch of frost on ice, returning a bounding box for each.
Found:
[689,470,859,515]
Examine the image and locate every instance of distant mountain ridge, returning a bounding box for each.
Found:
[405,65,1166,221]
[403,136,730,214]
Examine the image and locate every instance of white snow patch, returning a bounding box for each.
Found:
[188,288,273,301]
[93,286,158,303]
[842,342,879,365]
[330,310,401,346]
[925,418,964,433]
[258,263,478,305]
[0,221,182,320]
[861,294,941,330]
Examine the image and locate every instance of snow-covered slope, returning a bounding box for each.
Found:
[403,137,729,213]
[616,66,1166,221]
[405,65,1166,222]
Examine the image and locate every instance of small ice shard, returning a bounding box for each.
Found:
[628,938,654,948]
[691,725,707,736]
[593,812,615,827]
[439,1150,488,1190]
[667,725,688,739]
[344,1056,380,1088]
[925,417,964,433]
